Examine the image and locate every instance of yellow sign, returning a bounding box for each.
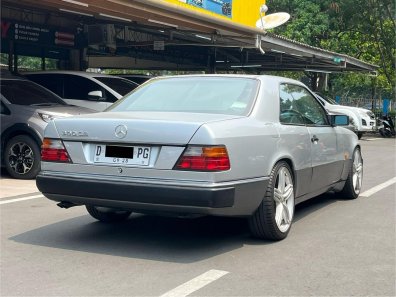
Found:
[163,0,265,28]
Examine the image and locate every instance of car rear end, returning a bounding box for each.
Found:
[36,76,270,217]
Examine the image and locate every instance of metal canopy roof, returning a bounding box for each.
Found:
[1,0,378,74]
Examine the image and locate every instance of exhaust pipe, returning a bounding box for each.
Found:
[57,201,77,209]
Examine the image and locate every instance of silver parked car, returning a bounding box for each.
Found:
[36,75,363,240]
[1,74,94,179]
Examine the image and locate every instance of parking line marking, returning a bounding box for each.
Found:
[0,192,42,200]
[362,138,383,141]
[360,177,396,197]
[159,269,229,297]
[0,194,43,205]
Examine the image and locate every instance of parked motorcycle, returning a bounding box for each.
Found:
[378,115,395,137]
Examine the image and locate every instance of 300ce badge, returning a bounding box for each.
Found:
[61,131,89,137]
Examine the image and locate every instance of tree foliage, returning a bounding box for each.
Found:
[267,0,395,99]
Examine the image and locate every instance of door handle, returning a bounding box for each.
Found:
[311,135,319,143]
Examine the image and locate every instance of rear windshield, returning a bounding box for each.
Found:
[0,79,66,106]
[108,77,259,116]
[94,77,138,96]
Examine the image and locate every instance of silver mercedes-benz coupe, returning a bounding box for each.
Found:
[36,75,363,240]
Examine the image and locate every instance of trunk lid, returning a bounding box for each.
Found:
[54,111,243,145]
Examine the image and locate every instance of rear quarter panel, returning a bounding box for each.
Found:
[190,117,280,182]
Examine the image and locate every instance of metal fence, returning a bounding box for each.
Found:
[338,97,396,126]
[339,97,393,109]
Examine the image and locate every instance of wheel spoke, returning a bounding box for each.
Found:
[278,168,286,192]
[275,204,283,226]
[355,164,363,174]
[352,174,358,187]
[24,148,33,158]
[283,184,293,202]
[282,204,291,224]
[274,188,282,204]
[17,143,25,154]
[9,149,18,158]
[355,175,362,191]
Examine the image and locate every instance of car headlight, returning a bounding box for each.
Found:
[358,110,369,117]
[38,113,56,123]
[367,111,375,119]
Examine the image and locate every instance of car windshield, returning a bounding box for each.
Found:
[0,79,66,106]
[108,77,259,116]
[317,93,338,105]
[94,77,138,96]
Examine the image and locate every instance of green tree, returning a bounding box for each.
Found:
[266,0,395,100]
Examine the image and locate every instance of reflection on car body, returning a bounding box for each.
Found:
[36,75,363,241]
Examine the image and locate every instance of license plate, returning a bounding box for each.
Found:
[94,144,151,166]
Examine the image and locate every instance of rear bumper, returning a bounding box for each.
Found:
[36,173,269,216]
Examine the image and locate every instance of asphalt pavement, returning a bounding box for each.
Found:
[1,136,395,296]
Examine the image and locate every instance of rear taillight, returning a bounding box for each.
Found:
[175,146,230,171]
[41,138,71,163]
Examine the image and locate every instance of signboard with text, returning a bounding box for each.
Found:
[1,20,81,48]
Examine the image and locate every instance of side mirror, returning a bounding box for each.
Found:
[88,90,104,101]
[330,114,349,126]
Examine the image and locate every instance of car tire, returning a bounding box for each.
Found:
[4,135,41,179]
[86,205,132,223]
[338,148,363,199]
[248,161,295,241]
[357,132,363,139]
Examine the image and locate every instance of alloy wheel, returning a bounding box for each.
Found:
[352,150,363,194]
[8,142,35,175]
[273,166,294,233]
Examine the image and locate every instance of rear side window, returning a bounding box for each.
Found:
[26,74,64,97]
[94,77,138,96]
[64,75,110,101]
[0,80,66,106]
[280,84,328,126]
[109,77,259,116]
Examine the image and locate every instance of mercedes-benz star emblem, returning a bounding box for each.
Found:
[115,125,128,139]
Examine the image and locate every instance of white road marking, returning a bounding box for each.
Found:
[363,138,383,141]
[0,194,43,205]
[159,269,229,297]
[360,177,396,197]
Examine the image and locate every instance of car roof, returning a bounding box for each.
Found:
[22,70,125,78]
[22,72,306,87]
[152,74,305,86]
[119,74,153,78]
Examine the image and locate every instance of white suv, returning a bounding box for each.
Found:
[315,94,376,139]
[25,71,139,112]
